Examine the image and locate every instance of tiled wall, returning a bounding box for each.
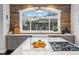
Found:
[10,4,71,34]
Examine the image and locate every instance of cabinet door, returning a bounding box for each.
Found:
[6,37,14,50]
[62,36,75,44]
[17,36,27,46]
[6,36,19,50]
[6,36,28,50]
[12,39,18,49]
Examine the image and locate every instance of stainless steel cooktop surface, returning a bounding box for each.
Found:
[49,42,79,51]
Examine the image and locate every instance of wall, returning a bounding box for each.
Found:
[10,4,71,33]
[0,4,10,53]
[3,4,10,51]
[0,4,4,53]
[71,4,79,46]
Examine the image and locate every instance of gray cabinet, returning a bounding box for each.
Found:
[6,34,75,50]
[49,34,75,43]
[6,36,31,50]
[62,36,75,43]
[6,37,14,49]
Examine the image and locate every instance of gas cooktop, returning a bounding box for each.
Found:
[49,42,79,51]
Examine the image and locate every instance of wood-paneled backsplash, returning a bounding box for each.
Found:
[10,4,71,34]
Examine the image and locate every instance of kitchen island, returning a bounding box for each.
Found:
[11,37,79,55]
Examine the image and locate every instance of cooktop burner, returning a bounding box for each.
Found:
[49,42,79,51]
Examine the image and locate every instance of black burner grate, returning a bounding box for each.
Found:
[49,42,79,51]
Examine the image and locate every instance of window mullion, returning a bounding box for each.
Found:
[49,18,50,31]
[30,18,31,31]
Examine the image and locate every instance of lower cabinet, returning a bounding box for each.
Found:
[49,35,75,44]
[6,34,75,50]
[6,36,31,50]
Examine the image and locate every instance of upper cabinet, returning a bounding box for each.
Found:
[19,7,61,33]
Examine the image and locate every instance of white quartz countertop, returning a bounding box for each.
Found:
[6,33,75,36]
[11,37,79,55]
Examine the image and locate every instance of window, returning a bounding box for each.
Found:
[19,7,61,33]
[31,18,49,30]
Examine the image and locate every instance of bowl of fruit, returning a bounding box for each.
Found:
[32,40,47,48]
